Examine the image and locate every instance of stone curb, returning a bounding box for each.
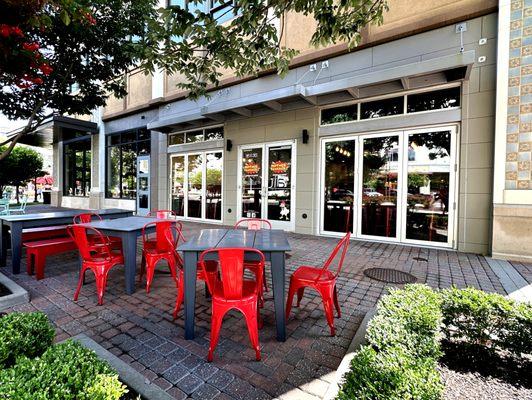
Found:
[0,272,30,311]
[323,308,376,400]
[71,333,174,400]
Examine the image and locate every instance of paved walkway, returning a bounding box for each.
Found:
[1,221,527,399]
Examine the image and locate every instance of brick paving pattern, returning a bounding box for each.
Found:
[2,221,524,399]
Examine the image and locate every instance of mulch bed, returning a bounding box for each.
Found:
[440,341,532,400]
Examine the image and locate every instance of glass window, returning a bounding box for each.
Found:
[407,87,461,113]
[105,129,151,199]
[323,140,355,233]
[241,148,263,218]
[205,127,224,141]
[168,0,186,8]
[361,136,399,238]
[206,152,223,220]
[405,130,451,243]
[187,154,203,218]
[210,0,234,24]
[267,146,292,222]
[361,97,403,119]
[64,137,91,197]
[186,130,204,143]
[169,133,185,145]
[321,105,358,125]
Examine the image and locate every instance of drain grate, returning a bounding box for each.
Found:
[363,267,417,284]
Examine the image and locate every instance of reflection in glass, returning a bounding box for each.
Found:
[171,156,185,216]
[106,146,121,198]
[241,148,262,218]
[121,143,137,199]
[321,105,358,125]
[205,127,224,141]
[361,136,399,237]
[187,154,203,218]
[186,130,204,143]
[323,140,355,233]
[406,131,451,243]
[361,97,403,119]
[267,146,292,222]
[407,87,460,113]
[206,152,223,220]
[169,133,185,146]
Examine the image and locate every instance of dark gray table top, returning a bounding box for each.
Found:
[178,228,291,252]
[0,208,131,223]
[82,216,160,232]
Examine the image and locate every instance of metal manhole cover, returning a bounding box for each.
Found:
[363,268,417,284]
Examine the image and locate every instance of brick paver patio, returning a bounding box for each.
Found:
[1,220,525,399]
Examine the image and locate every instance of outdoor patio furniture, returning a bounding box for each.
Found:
[0,197,9,216]
[199,247,265,362]
[234,218,272,294]
[21,226,69,242]
[78,216,157,294]
[73,212,122,253]
[147,209,176,219]
[67,225,124,305]
[9,196,28,214]
[24,236,77,280]
[286,231,350,336]
[165,224,218,320]
[0,208,133,274]
[138,220,178,293]
[178,228,291,341]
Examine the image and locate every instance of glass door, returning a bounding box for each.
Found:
[238,141,296,231]
[169,151,223,222]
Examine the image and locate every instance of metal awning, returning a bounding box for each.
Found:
[148,51,475,133]
[6,115,97,147]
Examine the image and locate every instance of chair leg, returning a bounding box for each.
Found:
[173,277,185,320]
[74,265,87,301]
[285,280,298,320]
[95,269,110,306]
[208,304,228,362]
[167,256,179,286]
[145,257,157,293]
[318,285,336,336]
[333,285,341,318]
[26,251,34,275]
[242,302,261,361]
[296,287,305,307]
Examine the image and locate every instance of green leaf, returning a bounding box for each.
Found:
[60,9,71,26]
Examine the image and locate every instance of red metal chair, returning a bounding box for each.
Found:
[234,218,271,294]
[165,225,218,320]
[73,212,122,253]
[67,224,124,305]
[147,210,176,219]
[285,231,351,336]
[138,220,178,293]
[199,247,265,362]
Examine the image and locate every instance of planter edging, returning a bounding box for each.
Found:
[0,272,30,311]
[323,308,376,400]
[70,333,174,400]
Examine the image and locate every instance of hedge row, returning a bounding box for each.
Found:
[0,312,126,400]
[337,284,532,400]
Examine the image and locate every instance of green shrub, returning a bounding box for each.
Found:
[0,312,55,367]
[366,284,442,359]
[441,286,532,356]
[337,345,443,400]
[0,340,126,400]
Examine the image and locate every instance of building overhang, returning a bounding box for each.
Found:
[148,50,475,133]
[6,115,97,148]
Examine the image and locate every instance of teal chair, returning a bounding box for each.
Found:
[0,193,10,215]
[10,196,28,214]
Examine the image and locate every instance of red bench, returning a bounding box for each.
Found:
[22,226,68,243]
[24,237,77,280]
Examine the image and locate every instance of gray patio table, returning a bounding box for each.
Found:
[178,228,291,341]
[81,216,159,294]
[0,208,133,274]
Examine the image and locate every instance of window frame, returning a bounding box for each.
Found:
[168,125,224,147]
[63,134,92,197]
[105,128,151,200]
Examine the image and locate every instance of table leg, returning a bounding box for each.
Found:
[10,223,22,274]
[184,251,198,340]
[122,232,138,295]
[0,223,6,268]
[270,251,286,342]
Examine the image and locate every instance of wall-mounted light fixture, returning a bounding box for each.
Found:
[302,129,309,144]
[226,139,233,152]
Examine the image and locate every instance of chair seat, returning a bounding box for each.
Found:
[87,250,123,265]
[211,279,259,302]
[292,266,336,282]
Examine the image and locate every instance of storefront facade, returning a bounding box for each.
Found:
[49,1,532,261]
